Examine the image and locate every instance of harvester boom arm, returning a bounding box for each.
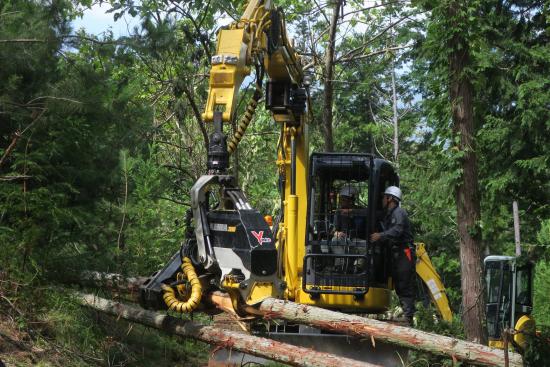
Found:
[202,0,304,123]
[199,0,309,304]
[415,243,453,322]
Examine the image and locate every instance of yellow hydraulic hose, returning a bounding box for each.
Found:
[161,257,202,313]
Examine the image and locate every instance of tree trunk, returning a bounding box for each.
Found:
[77,271,147,295]
[76,293,379,367]
[322,0,343,152]
[249,298,521,367]
[513,201,521,256]
[69,274,520,367]
[391,63,399,164]
[206,293,520,367]
[448,0,486,344]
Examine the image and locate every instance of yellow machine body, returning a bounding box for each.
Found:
[197,0,452,318]
[513,315,536,349]
[415,243,453,322]
[485,255,536,351]
[487,315,536,350]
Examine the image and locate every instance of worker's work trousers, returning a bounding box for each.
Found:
[392,245,416,318]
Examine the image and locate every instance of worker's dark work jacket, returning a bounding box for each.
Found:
[380,205,416,320]
[380,206,413,247]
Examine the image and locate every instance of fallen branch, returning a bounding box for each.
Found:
[76,293,379,367]
[0,39,44,43]
[0,131,21,169]
[0,175,32,181]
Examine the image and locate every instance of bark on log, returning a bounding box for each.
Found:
[78,271,147,293]
[252,298,522,367]
[76,293,380,367]
[72,273,523,367]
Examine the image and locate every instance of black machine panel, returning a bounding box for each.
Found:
[207,209,277,277]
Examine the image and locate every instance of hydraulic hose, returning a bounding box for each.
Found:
[227,76,263,155]
[161,257,202,313]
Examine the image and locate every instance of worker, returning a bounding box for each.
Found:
[370,186,416,324]
[333,185,366,240]
[330,185,368,273]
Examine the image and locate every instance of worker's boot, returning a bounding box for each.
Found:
[393,314,414,327]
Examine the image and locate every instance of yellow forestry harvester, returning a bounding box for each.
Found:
[139,0,453,360]
[484,255,536,351]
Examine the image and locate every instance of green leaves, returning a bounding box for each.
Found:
[537,220,550,250]
[0,0,548,347]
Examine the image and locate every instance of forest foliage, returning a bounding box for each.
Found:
[1,0,549,365]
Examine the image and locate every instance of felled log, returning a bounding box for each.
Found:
[252,298,522,367]
[72,272,523,367]
[204,293,522,367]
[77,271,147,294]
[76,293,380,367]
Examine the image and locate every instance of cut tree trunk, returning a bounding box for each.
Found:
[205,293,521,367]
[70,273,522,367]
[77,271,147,294]
[76,293,380,367]
[251,298,521,367]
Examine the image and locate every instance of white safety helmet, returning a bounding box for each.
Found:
[340,185,358,199]
[384,186,402,201]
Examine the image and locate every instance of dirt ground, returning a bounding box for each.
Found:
[0,316,49,366]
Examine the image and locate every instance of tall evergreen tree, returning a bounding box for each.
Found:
[475,0,550,251]
[414,0,487,342]
[447,0,485,343]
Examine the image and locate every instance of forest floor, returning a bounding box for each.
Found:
[0,305,210,367]
[0,314,60,366]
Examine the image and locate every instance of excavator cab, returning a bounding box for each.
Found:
[484,255,535,350]
[303,153,398,305]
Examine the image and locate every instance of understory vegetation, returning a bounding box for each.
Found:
[1,0,549,366]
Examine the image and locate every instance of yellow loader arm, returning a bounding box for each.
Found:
[202,0,304,123]
[415,243,453,322]
[199,0,309,304]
